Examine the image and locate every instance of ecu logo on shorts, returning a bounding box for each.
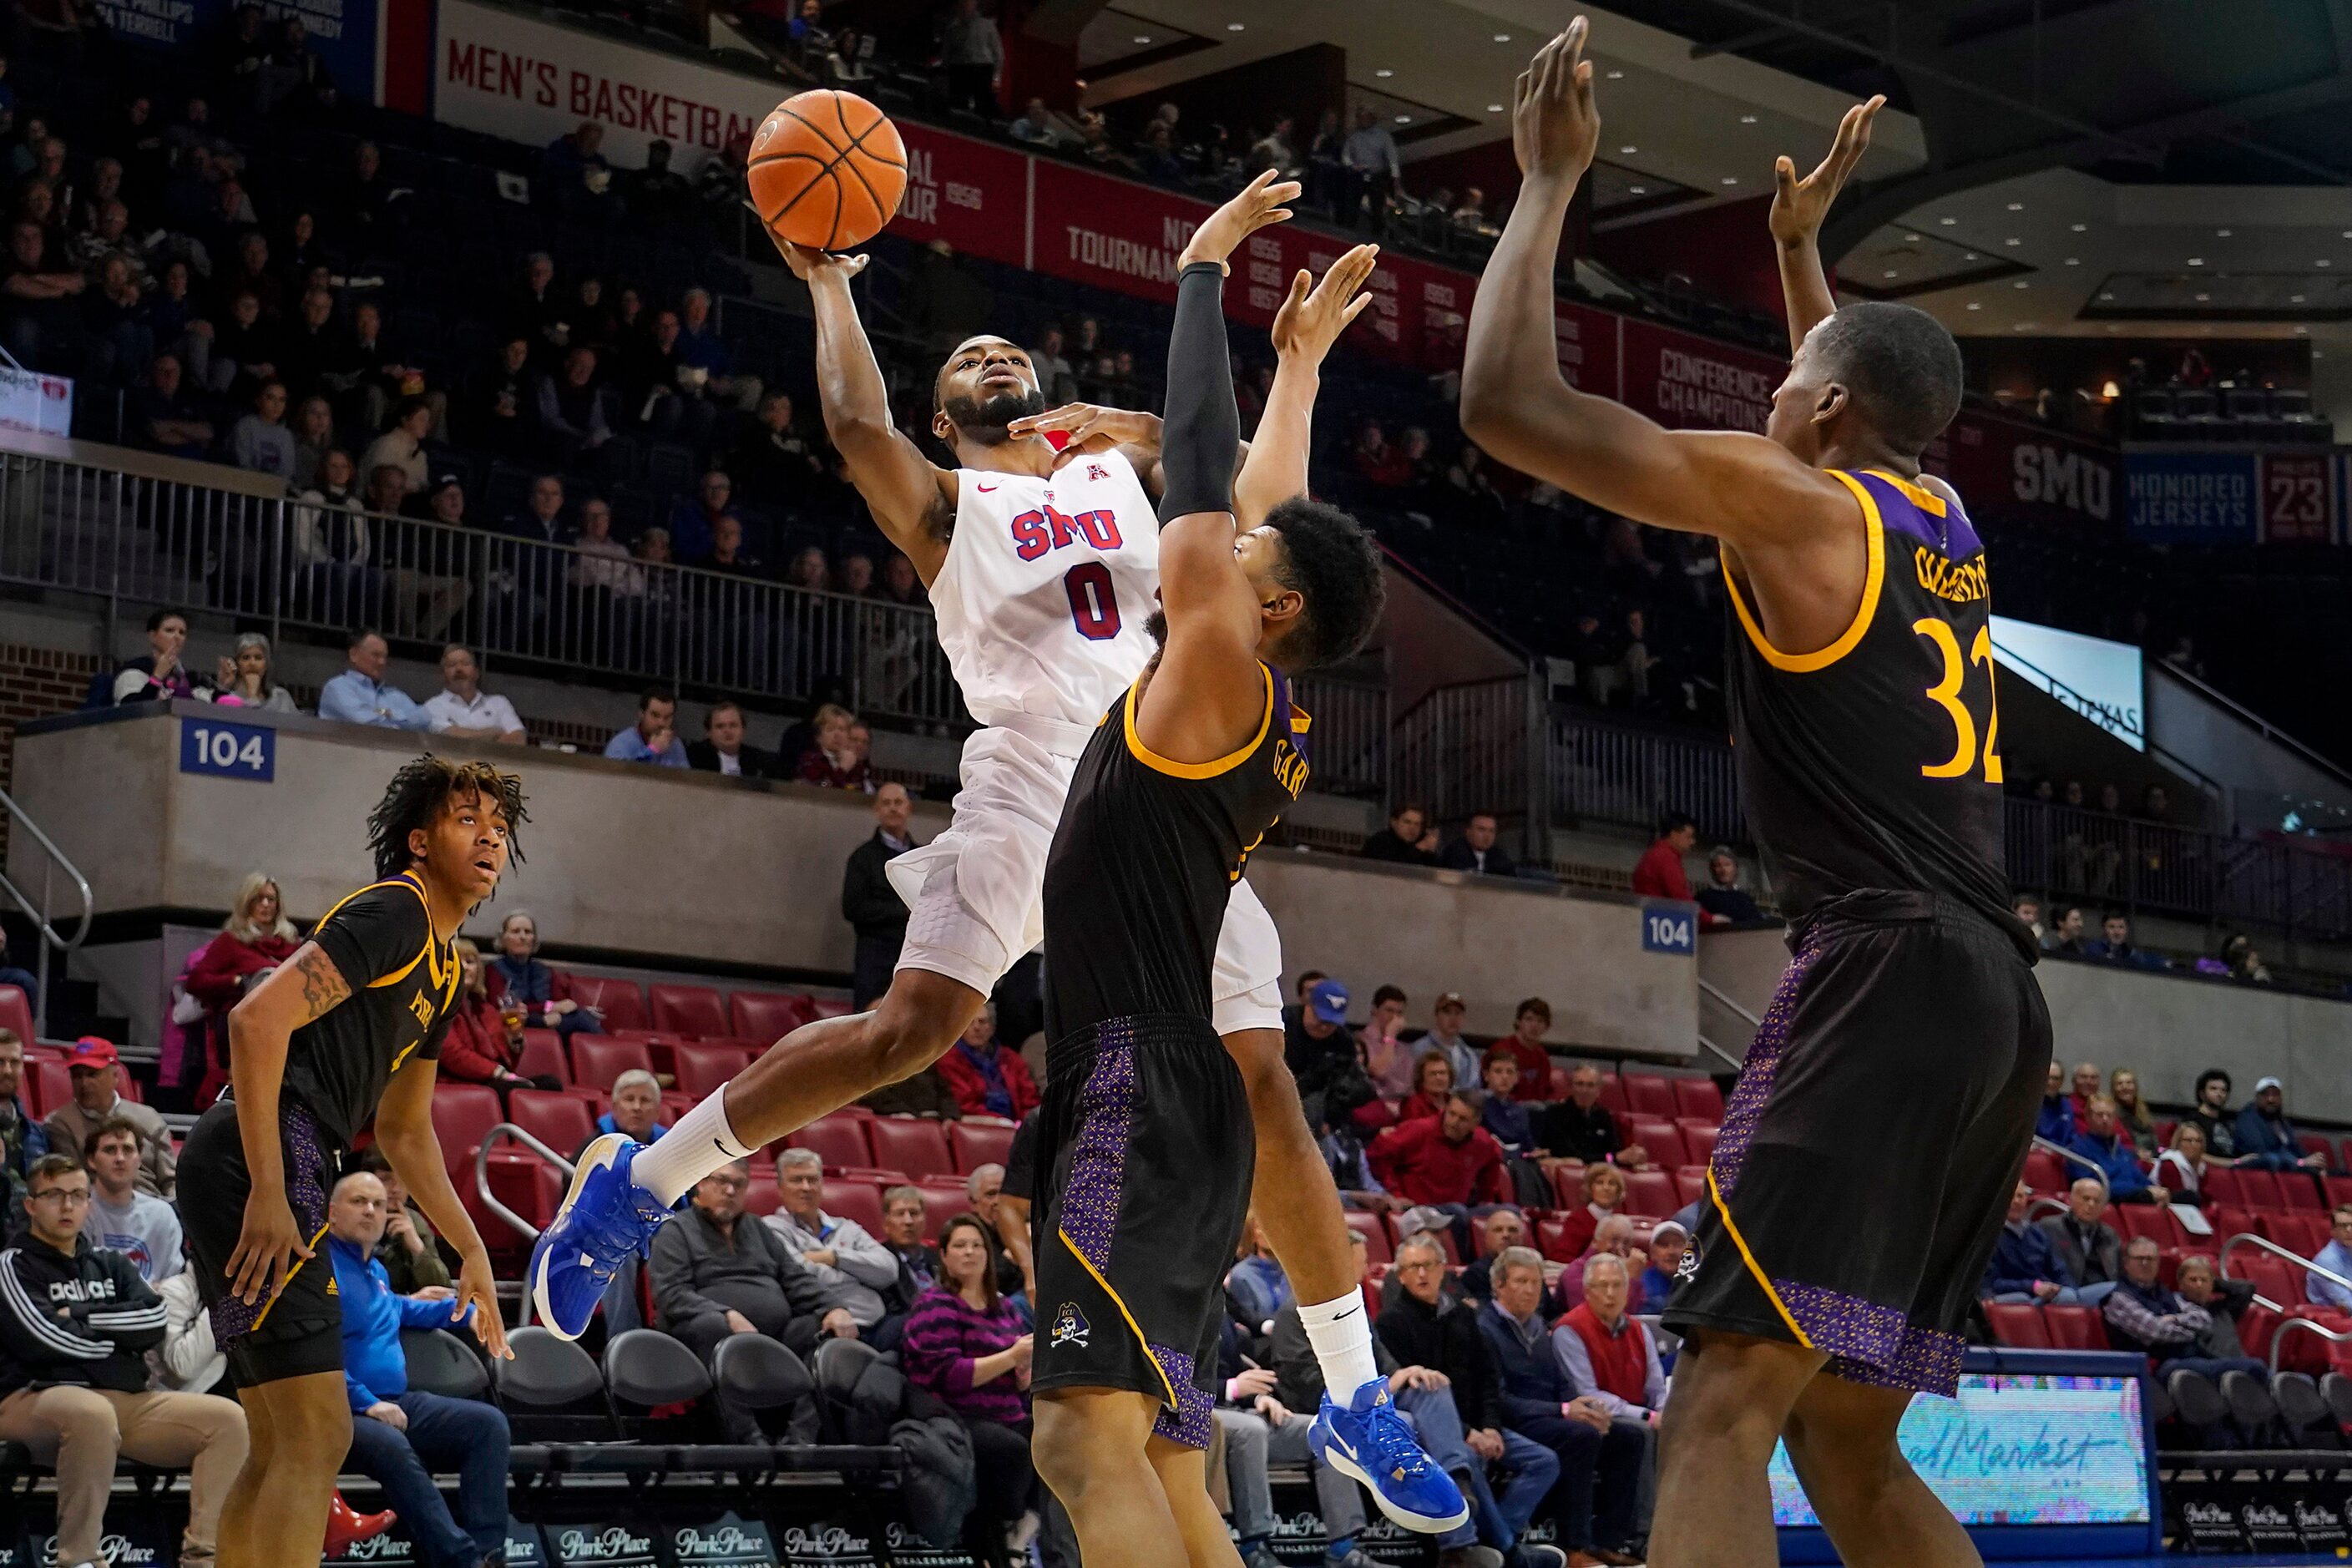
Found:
[1050,1302,1090,1348]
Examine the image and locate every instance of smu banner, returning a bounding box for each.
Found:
[1935,413,2118,525]
[101,0,382,103]
[2126,449,2259,544]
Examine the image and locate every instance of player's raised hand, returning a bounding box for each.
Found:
[1177,169,1301,271]
[1271,243,1380,364]
[1769,95,1884,249]
[1008,402,1161,460]
[1513,16,1599,183]
[772,233,871,285]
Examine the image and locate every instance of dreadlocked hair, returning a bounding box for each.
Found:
[367,755,529,881]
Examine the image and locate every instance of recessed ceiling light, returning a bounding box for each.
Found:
[2101,291,2117,301]
[1905,233,1920,242]
[2107,324,2120,332]
[1487,104,1505,113]
[1132,33,1151,43]
[1739,114,1757,124]
[2292,294,2308,302]
[2070,223,2087,232]
[1606,68,1623,78]
[2188,257,2203,266]
[2006,201,2024,211]
[1394,114,1411,124]
[2341,230,2352,239]
[1628,185,1647,195]
[1375,68,1393,77]
[1965,252,1979,260]
[1966,301,1982,311]
[2296,326,2309,335]
[1720,175,1738,185]
[2195,292,2211,301]
[1493,33,1511,42]
[1883,270,1898,278]
[1940,216,1958,225]
[1620,145,1636,154]
[2065,257,2081,266]
[2014,322,2031,331]
[1226,21,1244,30]
[2013,280,2029,289]
[2217,229,2232,237]
[2320,259,2334,267]
[2004,237,2021,246]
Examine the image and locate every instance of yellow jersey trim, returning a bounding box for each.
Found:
[1721,469,1884,674]
[311,873,445,993]
[1862,467,1948,518]
[1706,1166,1812,1349]
[1122,665,1275,779]
[1056,1227,1181,1412]
[249,1221,334,1330]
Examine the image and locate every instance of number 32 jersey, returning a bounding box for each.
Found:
[930,450,1162,729]
[1723,468,2029,953]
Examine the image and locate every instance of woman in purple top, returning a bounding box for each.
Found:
[899,1213,1037,1558]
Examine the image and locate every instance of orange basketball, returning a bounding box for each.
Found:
[747,90,908,253]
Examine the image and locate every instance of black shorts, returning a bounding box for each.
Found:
[1030,1014,1252,1449]
[1662,890,2049,1397]
[179,1097,348,1387]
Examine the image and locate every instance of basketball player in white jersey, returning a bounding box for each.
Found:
[529,177,1462,1533]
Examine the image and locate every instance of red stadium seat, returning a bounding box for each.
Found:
[671,1043,752,1100]
[1596,1071,1627,1115]
[1344,1210,1393,1265]
[30,1059,136,1119]
[2300,1133,2335,1168]
[515,1029,569,1086]
[788,1115,873,1171]
[1547,1065,1575,1100]
[2237,1169,2287,1211]
[822,1178,888,1237]
[1620,1169,1678,1219]
[948,1121,1016,1175]
[569,1034,655,1094]
[2198,1166,2244,1206]
[731,991,814,1040]
[564,974,646,1031]
[741,1180,783,1217]
[1625,1119,1687,1172]
[867,1118,954,1181]
[2153,1119,2177,1149]
[430,1084,504,1176]
[508,1090,594,1159]
[2341,1138,2352,1176]
[807,998,854,1022]
[0,986,33,1045]
[2279,1172,2328,1211]
[1672,1078,1724,1122]
[2233,1254,2299,1309]
[650,984,729,1039]
[2326,1176,2352,1211]
[2021,1149,2066,1194]
[2207,1204,2257,1244]
[1547,1161,1587,1209]
[1985,1302,2051,1349]
[1673,1168,1707,1208]
[2260,1212,2327,1254]
[916,1184,969,1242]
[1679,1123,1719,1168]
[1622,1074,1677,1120]
[2113,1205,2178,1248]
[2042,1304,2108,1350]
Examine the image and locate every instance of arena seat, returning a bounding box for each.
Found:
[570,1034,655,1093]
[1985,1302,2051,1349]
[1673,1168,1707,1208]
[1620,1169,1678,1219]
[867,1118,953,1181]
[742,1178,783,1217]
[514,1029,569,1085]
[2279,1172,2328,1211]
[731,991,813,1040]
[948,1121,1015,1175]
[914,1183,968,1242]
[2340,1138,2352,1176]
[1679,1123,1719,1168]
[564,974,647,1031]
[31,1058,136,1117]
[788,1115,873,1171]
[807,998,854,1021]
[2021,1148,2066,1194]
[672,1042,752,1100]
[2208,1204,2257,1244]
[650,984,729,1039]
[2200,1167,2245,1206]
[1547,1161,1587,1209]
[495,1328,615,1443]
[1622,1073,1677,1119]
[1344,1210,1393,1265]
[1624,1117,1687,1171]
[1672,1078,1724,1122]
[1597,1071,1626,1114]
[2299,1133,2335,1168]
[2042,1304,2108,1350]
[821,1178,888,1238]
[2229,1252,2299,1308]
[2262,1212,2328,1254]
[2236,1170,2286,1211]
[2114,1205,2179,1248]
[431,1084,505,1176]
[0,986,34,1046]
[508,1090,594,1159]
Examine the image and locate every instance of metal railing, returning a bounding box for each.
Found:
[2034,1135,2112,1199]
[1292,673,1389,799]
[473,1123,578,1327]
[2270,1317,2352,1378]
[1391,677,1531,827]
[0,781,92,1039]
[1549,711,1748,847]
[2218,1232,2352,1316]
[2008,799,2352,941]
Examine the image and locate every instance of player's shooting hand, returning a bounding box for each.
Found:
[1768,95,1883,250]
[456,1249,511,1360]
[1007,403,1160,458]
[774,235,871,285]
[1512,17,1599,185]
[226,1188,311,1307]
[1270,243,1379,364]
[1177,169,1300,271]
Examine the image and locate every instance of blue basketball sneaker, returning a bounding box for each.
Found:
[528,1133,671,1340]
[1310,1377,1469,1533]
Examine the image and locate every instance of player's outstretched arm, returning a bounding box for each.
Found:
[777,240,953,581]
[1234,244,1378,528]
[1459,21,1844,546]
[1770,95,1883,355]
[223,943,349,1304]
[376,1060,512,1358]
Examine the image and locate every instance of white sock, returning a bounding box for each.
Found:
[630,1088,756,1206]
[1297,1287,1381,1399]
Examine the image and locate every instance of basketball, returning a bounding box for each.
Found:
[747,89,908,253]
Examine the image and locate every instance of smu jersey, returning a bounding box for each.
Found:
[1723,468,2031,956]
[929,448,1161,727]
[1041,665,1311,1042]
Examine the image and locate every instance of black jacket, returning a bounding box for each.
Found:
[1360,829,1436,866]
[843,830,920,942]
[1375,1287,1498,1429]
[0,1233,166,1396]
[685,740,781,777]
[1437,838,1518,878]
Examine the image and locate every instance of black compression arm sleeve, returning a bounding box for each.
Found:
[1158,261,1240,523]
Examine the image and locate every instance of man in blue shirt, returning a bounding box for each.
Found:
[2308,1205,2352,1313]
[317,629,431,731]
[328,1169,512,1568]
[2235,1076,2329,1175]
[2069,1095,2165,1205]
[2034,1060,2075,1146]
[1984,1182,2089,1303]
[603,690,688,766]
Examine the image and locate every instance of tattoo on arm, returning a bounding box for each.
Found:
[294,947,352,1023]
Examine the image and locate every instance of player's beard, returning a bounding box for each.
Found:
[943,387,1047,443]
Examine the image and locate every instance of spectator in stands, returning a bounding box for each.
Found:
[2308,1206,2352,1312]
[938,1003,1039,1121]
[1371,1094,1507,1248]
[1488,998,1556,1104]
[1358,984,1417,1100]
[2221,933,2274,985]
[1537,1064,1647,1170]
[180,870,296,1094]
[1395,1050,1454,1125]
[318,628,431,730]
[534,343,611,454]
[2186,1069,2241,1160]
[1558,1213,1644,1312]
[604,688,688,766]
[45,1039,172,1199]
[938,0,1004,115]
[2173,1255,2261,1368]
[964,1163,1028,1300]
[1025,326,1076,405]
[1227,1214,1293,1334]
[1378,1235,1561,1568]
[1338,106,1400,233]
[2085,913,2160,969]
[2235,1075,2326,1173]
[2103,1237,2264,1385]
[359,394,433,494]
[2154,1122,2217,1209]
[2039,1176,2123,1306]
[0,218,84,369]
[1358,804,1435,866]
[901,1211,1037,1555]
[466,335,534,454]
[1985,1182,2086,1304]
[684,699,772,778]
[2042,905,2089,957]
[767,1149,903,1346]
[1638,1222,1687,1308]
[110,606,204,705]
[878,1186,943,1294]
[436,938,544,1093]
[842,782,918,1009]
[1420,991,1479,1090]
[1550,1164,1626,1267]
[1696,847,1761,925]
[2108,1069,2160,1158]
[797,702,874,792]
[1629,813,1697,901]
[0,1153,246,1568]
[2034,1060,2076,1145]
[0,1030,45,1214]
[79,1119,180,1284]
[589,1070,669,1155]
[1352,419,1412,488]
[486,909,602,1039]
[346,1146,452,1297]
[727,393,826,503]
[675,287,761,412]
[131,353,214,458]
[327,1169,512,1568]
[1439,812,1520,878]
[1479,1055,1537,1154]
[2070,1095,2165,1205]
[1460,1209,1542,1306]
[1479,1245,1642,1565]
[1555,1244,1668,1435]
[420,643,524,744]
[1007,97,1056,146]
[2065,1060,2102,1135]
[225,377,296,482]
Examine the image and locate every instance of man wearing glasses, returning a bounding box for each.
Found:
[0,1153,248,1568]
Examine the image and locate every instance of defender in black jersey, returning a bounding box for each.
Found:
[1024,185,1460,1568]
[180,755,524,1567]
[1466,33,2046,1568]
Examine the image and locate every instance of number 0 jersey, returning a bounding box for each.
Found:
[930,449,1162,729]
[1041,665,1311,1043]
[286,871,459,1146]
[1722,468,2031,956]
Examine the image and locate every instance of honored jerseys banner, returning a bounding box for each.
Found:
[2126,450,2259,543]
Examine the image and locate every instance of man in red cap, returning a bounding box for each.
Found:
[43,1039,174,1199]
